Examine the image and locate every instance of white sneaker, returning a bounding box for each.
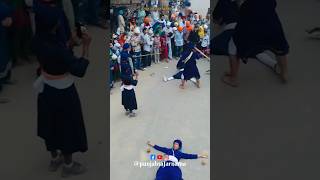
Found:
[129,112,136,118]
[163,76,168,82]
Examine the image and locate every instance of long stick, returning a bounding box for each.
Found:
[194,47,210,61]
[132,53,162,58]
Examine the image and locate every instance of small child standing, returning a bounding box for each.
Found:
[201,30,210,56]
[153,32,161,64]
[160,31,168,62]
[121,64,138,118]
[120,43,138,117]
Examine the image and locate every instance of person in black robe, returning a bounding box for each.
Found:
[179,43,202,89]
[163,48,198,84]
[121,62,138,118]
[212,0,240,25]
[222,0,289,87]
[211,0,240,55]
[32,6,89,177]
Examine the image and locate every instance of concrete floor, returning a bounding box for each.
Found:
[213,0,320,179]
[110,58,211,180]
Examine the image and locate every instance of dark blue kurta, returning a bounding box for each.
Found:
[212,0,239,25]
[33,0,71,47]
[121,62,138,111]
[233,0,289,59]
[212,0,239,55]
[181,51,201,80]
[33,33,89,154]
[154,145,198,180]
[120,50,134,76]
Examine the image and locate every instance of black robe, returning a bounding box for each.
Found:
[233,0,289,59]
[212,0,239,25]
[33,34,89,154]
[212,0,240,55]
[121,64,138,111]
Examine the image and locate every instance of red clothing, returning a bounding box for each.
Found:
[118,34,126,47]
[160,36,168,60]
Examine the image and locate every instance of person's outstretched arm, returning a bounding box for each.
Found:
[180,152,208,160]
[147,141,171,154]
[180,152,198,159]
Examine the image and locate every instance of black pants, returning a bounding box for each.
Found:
[142,51,151,67]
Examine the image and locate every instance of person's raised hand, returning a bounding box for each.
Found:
[198,154,208,159]
[147,141,154,147]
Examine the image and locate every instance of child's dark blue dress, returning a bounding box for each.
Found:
[33,33,89,154]
[153,145,198,180]
[121,63,137,111]
[121,77,138,111]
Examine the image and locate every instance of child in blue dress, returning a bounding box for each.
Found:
[120,43,138,117]
[147,140,208,180]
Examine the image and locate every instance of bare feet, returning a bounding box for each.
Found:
[280,73,288,84]
[196,81,200,88]
[179,84,185,89]
[221,75,239,87]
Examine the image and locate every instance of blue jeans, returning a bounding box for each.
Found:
[175,46,183,57]
[142,51,151,68]
[133,52,142,70]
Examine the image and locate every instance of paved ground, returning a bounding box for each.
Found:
[0,27,108,180]
[110,58,210,180]
[213,0,320,179]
